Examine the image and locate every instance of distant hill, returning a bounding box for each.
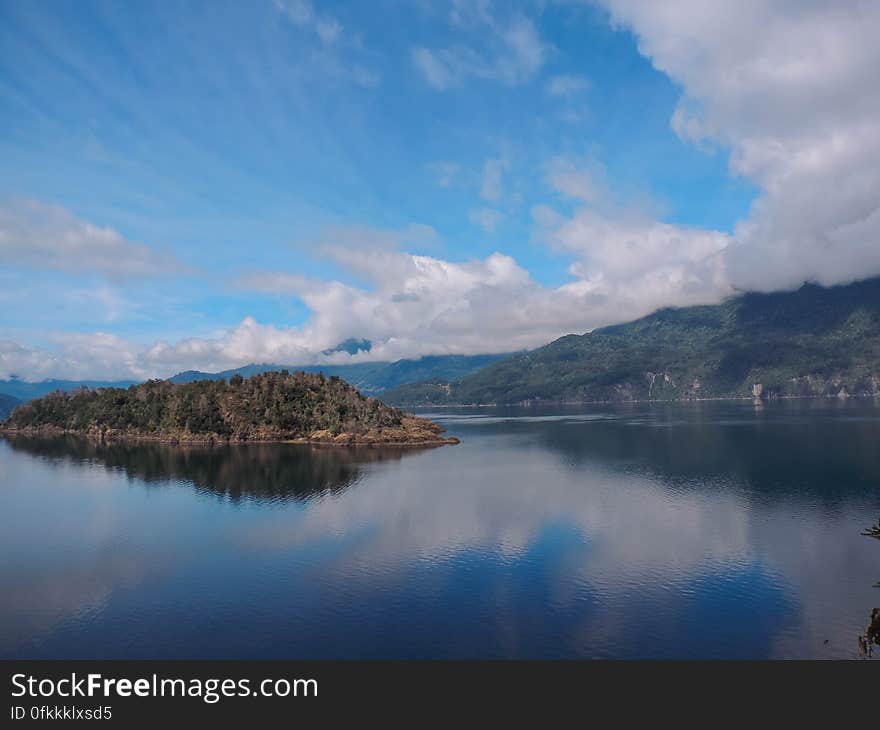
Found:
[384,277,880,405]
[0,393,20,420]
[0,353,509,407]
[1,371,457,446]
[168,361,387,386]
[167,353,509,393]
[0,377,136,402]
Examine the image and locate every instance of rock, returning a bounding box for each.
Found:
[862,518,880,539]
[867,608,880,646]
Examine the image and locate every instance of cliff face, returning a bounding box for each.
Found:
[385,277,880,405]
[544,369,879,404]
[1,371,457,446]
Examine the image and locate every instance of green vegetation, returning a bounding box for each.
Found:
[386,277,880,405]
[1,370,456,446]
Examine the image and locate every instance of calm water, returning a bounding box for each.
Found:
[2,400,879,659]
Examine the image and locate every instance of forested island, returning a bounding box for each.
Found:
[0,370,457,447]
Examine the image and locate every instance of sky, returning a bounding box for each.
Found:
[1,0,878,381]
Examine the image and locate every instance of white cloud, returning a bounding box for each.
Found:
[534,150,735,316]
[544,157,600,202]
[2,217,733,381]
[314,18,342,44]
[411,47,456,89]
[0,200,180,279]
[0,334,143,382]
[595,0,880,292]
[500,16,546,78]
[449,0,494,29]
[412,13,549,89]
[426,161,460,188]
[546,74,589,97]
[275,0,342,43]
[273,0,379,86]
[0,320,318,382]
[535,204,731,303]
[469,207,503,233]
[480,158,508,201]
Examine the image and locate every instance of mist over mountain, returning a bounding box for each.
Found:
[7,276,880,413]
[385,277,880,406]
[167,353,509,394]
[0,352,509,409]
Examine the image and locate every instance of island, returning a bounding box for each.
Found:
[0,370,458,447]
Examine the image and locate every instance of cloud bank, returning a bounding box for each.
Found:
[0,200,179,279]
[3,2,880,381]
[0,224,735,380]
[412,7,548,89]
[597,0,880,292]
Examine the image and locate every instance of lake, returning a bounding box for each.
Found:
[1,399,878,659]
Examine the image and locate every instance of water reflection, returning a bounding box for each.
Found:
[428,399,880,503]
[2,435,421,504]
[1,400,879,659]
[860,519,880,657]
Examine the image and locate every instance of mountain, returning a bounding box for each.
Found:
[0,377,137,402]
[0,393,20,420]
[322,337,372,356]
[384,277,880,405]
[168,361,387,386]
[0,354,509,407]
[167,353,509,393]
[1,370,457,446]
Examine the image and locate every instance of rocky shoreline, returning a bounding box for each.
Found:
[393,391,880,409]
[0,415,460,448]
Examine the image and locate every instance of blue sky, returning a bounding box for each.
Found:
[1,1,877,379]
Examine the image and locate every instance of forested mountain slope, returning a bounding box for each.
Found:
[385,278,880,405]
